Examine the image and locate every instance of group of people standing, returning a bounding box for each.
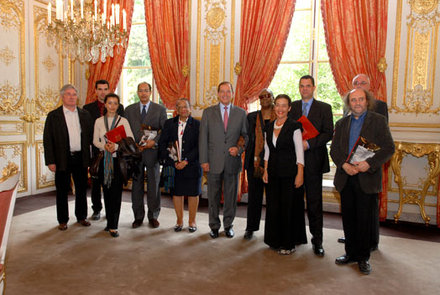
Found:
[43,74,394,276]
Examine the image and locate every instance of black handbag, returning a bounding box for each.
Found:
[90,151,104,177]
[117,137,141,185]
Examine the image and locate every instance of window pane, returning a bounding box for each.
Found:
[281,11,311,61]
[317,9,329,61]
[295,0,312,10]
[124,24,150,67]
[132,0,146,23]
[316,62,343,121]
[121,68,153,106]
[269,63,309,102]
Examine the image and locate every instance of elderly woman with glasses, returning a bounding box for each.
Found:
[243,89,276,240]
[159,98,202,233]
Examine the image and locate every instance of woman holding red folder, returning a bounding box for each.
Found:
[93,93,134,238]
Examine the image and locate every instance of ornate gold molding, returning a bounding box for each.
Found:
[0,161,18,183]
[0,141,27,192]
[0,46,15,66]
[391,141,440,225]
[0,81,24,115]
[204,0,227,45]
[377,57,387,73]
[0,0,22,29]
[36,140,55,189]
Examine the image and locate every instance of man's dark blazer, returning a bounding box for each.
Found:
[158,115,201,177]
[43,106,93,171]
[330,111,395,194]
[288,99,333,175]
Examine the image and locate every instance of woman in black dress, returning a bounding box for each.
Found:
[262,94,307,254]
[159,98,202,233]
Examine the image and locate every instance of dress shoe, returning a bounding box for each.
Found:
[188,226,197,233]
[313,244,325,257]
[358,260,371,275]
[209,229,219,239]
[77,219,91,227]
[335,254,356,265]
[174,224,183,232]
[337,237,346,243]
[132,219,143,228]
[91,212,101,220]
[109,230,119,238]
[243,230,253,240]
[104,226,109,231]
[225,227,235,238]
[58,223,68,231]
[149,218,160,228]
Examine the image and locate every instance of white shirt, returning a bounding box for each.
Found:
[63,106,81,152]
[139,101,151,115]
[177,119,187,160]
[93,115,134,157]
[264,129,304,166]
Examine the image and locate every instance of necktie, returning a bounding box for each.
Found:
[141,105,147,122]
[302,102,308,117]
[223,106,228,131]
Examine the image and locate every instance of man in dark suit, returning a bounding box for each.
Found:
[331,88,394,275]
[43,84,93,231]
[125,82,167,229]
[338,74,389,250]
[288,75,333,256]
[199,81,248,239]
[83,79,124,220]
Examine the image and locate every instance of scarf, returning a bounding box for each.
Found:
[103,115,118,188]
[254,108,276,168]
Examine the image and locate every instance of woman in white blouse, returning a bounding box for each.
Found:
[93,93,134,238]
[262,94,307,255]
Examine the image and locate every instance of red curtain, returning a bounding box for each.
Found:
[144,0,190,110]
[321,0,388,101]
[321,0,389,220]
[85,0,135,104]
[234,0,296,109]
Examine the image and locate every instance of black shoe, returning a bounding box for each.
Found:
[104,226,109,232]
[132,219,143,229]
[225,227,235,238]
[335,254,356,265]
[313,244,325,257]
[174,224,183,232]
[109,230,119,238]
[91,212,101,220]
[209,229,219,239]
[243,230,253,240]
[188,226,197,233]
[337,237,345,243]
[358,260,371,275]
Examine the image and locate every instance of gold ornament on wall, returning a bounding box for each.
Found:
[204,0,227,45]
[234,62,242,75]
[182,64,190,77]
[42,55,56,72]
[0,46,15,66]
[0,81,23,115]
[0,0,22,29]
[0,161,18,183]
[377,57,387,73]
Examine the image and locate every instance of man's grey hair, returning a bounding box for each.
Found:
[352,74,370,85]
[60,84,78,96]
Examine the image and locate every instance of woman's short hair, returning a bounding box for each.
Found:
[104,93,120,104]
[274,94,292,107]
[343,89,376,111]
[259,88,274,98]
[175,97,191,109]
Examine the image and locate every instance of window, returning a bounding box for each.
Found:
[119,0,160,107]
[250,0,343,123]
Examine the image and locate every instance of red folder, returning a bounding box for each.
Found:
[105,125,127,143]
[297,115,319,140]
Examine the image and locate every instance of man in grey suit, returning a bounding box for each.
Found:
[199,81,248,239]
[125,82,167,229]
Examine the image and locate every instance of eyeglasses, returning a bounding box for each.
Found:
[259,94,272,99]
[353,81,369,86]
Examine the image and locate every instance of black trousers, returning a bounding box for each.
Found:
[245,168,266,232]
[91,176,103,213]
[304,170,323,246]
[340,175,376,261]
[100,158,123,230]
[55,152,88,224]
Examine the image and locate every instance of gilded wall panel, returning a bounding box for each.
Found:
[34,5,62,116]
[35,140,54,188]
[388,0,440,135]
[0,0,25,116]
[191,0,238,115]
[0,142,27,192]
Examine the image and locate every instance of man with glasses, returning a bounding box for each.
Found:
[288,75,334,257]
[125,82,167,229]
